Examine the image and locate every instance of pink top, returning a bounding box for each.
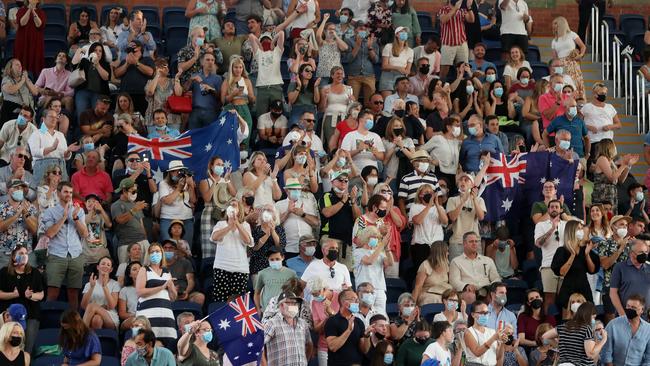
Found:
[71,168,114,201]
[538,92,569,129]
[311,292,340,351]
[35,66,74,97]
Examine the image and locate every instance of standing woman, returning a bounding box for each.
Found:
[145,58,180,134]
[135,243,177,349]
[522,79,547,146]
[288,63,321,127]
[249,205,286,280]
[319,66,354,145]
[221,57,255,149]
[210,198,253,302]
[391,0,421,47]
[0,59,38,123]
[14,0,45,76]
[328,102,360,152]
[0,245,45,353]
[464,300,506,366]
[382,117,416,190]
[315,15,348,85]
[353,226,394,314]
[379,27,413,99]
[36,164,62,214]
[177,320,220,365]
[70,42,111,122]
[283,146,319,194]
[67,8,97,51]
[581,82,621,162]
[158,161,197,242]
[80,256,120,330]
[408,184,449,274]
[58,310,102,366]
[0,322,30,366]
[551,220,600,319]
[412,243,453,306]
[243,152,282,208]
[199,156,236,259]
[551,16,587,99]
[185,0,223,42]
[368,0,393,45]
[420,117,462,194]
[592,139,638,214]
[373,184,406,279]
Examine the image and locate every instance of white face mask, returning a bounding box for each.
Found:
[570,302,582,313]
[286,305,299,318]
[575,229,585,240]
[226,206,237,218]
[452,126,461,137]
[418,162,429,172]
[304,246,316,256]
[262,211,273,223]
[128,192,137,202]
[616,228,628,238]
[367,177,378,186]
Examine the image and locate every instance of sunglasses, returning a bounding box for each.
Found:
[462,207,473,212]
[554,230,560,241]
[380,189,392,195]
[303,118,315,123]
[16,154,28,159]
[373,101,384,105]
[128,189,138,194]
[303,69,313,73]
[336,179,349,183]
[127,158,142,163]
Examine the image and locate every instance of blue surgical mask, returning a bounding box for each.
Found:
[269,260,282,270]
[11,190,24,202]
[486,74,496,83]
[477,314,489,326]
[296,155,307,165]
[132,326,141,336]
[466,85,475,95]
[494,87,504,98]
[362,293,375,306]
[349,302,360,313]
[14,254,26,265]
[184,324,192,334]
[384,353,394,364]
[446,301,458,311]
[542,338,551,345]
[314,295,325,302]
[591,319,596,328]
[83,143,94,152]
[16,115,27,126]
[202,331,213,343]
[468,127,478,136]
[553,83,563,92]
[336,157,346,167]
[398,32,408,42]
[368,238,379,248]
[39,123,48,134]
[195,37,205,47]
[567,106,577,118]
[171,175,180,182]
[520,77,530,85]
[213,165,224,176]
[387,0,394,6]
[289,190,301,201]
[402,306,415,316]
[164,251,175,261]
[554,66,564,75]
[149,252,162,264]
[559,139,571,150]
[339,15,349,23]
[364,119,374,130]
[358,30,367,38]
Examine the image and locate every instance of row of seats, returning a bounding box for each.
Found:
[600,14,648,61]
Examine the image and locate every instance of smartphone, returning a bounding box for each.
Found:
[518,145,526,153]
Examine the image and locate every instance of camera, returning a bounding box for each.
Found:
[126,46,135,54]
[178,168,193,178]
[505,335,515,346]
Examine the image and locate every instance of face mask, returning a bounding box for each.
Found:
[244,196,255,206]
[333,186,346,194]
[195,37,205,47]
[149,252,162,264]
[418,162,429,172]
[136,345,147,357]
[314,295,325,302]
[9,336,21,347]
[422,193,433,203]
[132,326,141,336]
[11,190,24,202]
[304,246,316,256]
[393,127,404,136]
[202,331,213,343]
[289,190,301,201]
[636,191,644,202]
[362,293,375,305]
[636,252,648,264]
[591,319,596,328]
[213,165,224,176]
[570,302,582,313]
[486,74,496,83]
[616,228,628,238]
[262,210,273,223]
[558,139,571,150]
[398,32,408,42]
[468,127,478,136]
[16,115,27,126]
[14,254,26,265]
[349,302,360,313]
[402,306,415,316]
[39,122,48,134]
[575,229,585,240]
[339,15,349,23]
[520,77,530,85]
[530,299,543,309]
[625,307,639,320]
[498,241,507,250]
[553,83,563,92]
[350,109,360,119]
[494,87,504,98]
[554,66,564,75]
[336,157,346,167]
[375,332,385,340]
[596,94,606,102]
[496,294,507,306]
[128,192,138,202]
[171,175,180,182]
[415,336,428,344]
[296,155,307,165]
[84,143,95,152]
[226,205,237,218]
[326,249,339,261]
[419,65,430,74]
[567,106,577,118]
[477,314,489,326]
[286,305,300,317]
[269,260,282,270]
[368,238,379,248]
[446,301,458,311]
[384,353,394,364]
[358,30,368,38]
[465,85,475,95]
[364,119,374,130]
[164,251,175,261]
[377,209,387,218]
[452,126,461,137]
[367,177,378,186]
[542,338,551,346]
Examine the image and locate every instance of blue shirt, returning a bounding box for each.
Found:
[116,31,157,60]
[191,72,223,111]
[546,115,588,157]
[602,315,650,365]
[286,255,314,278]
[147,126,180,139]
[610,259,650,307]
[487,303,518,336]
[344,38,380,78]
[125,347,176,366]
[39,203,86,258]
[469,60,497,81]
[460,133,505,173]
[64,332,101,365]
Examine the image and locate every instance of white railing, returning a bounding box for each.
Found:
[591,6,599,63]
[611,36,622,97]
[621,46,633,115]
[601,20,610,80]
[637,74,648,134]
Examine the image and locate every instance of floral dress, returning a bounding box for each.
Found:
[187,0,223,43]
[316,42,343,80]
[592,169,618,214]
[144,78,181,131]
[368,2,392,43]
[176,46,224,85]
[249,225,287,275]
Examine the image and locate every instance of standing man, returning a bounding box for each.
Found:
[276,178,320,259]
[40,182,88,310]
[534,199,567,313]
[487,282,517,334]
[116,10,156,60]
[325,289,371,366]
[459,114,504,173]
[0,179,37,268]
[498,0,531,53]
[437,0,475,80]
[114,40,155,115]
[302,239,352,293]
[447,172,486,259]
[609,237,650,317]
[602,294,650,366]
[543,97,590,158]
[263,291,313,366]
[174,52,222,130]
[345,22,379,106]
[71,150,113,204]
[111,178,150,264]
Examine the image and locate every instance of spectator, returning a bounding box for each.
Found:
[353,227,393,315]
[503,46,531,90]
[116,11,155,60]
[528,323,557,366]
[221,57,255,147]
[36,164,61,213]
[394,320,433,366]
[44,98,71,137]
[58,310,102,366]
[0,245,44,352]
[422,321,459,365]
[71,44,111,122]
[384,76,418,113]
[186,0,223,42]
[610,238,650,317]
[551,220,600,318]
[420,117,462,193]
[81,193,111,267]
[286,235,317,278]
[486,282,517,333]
[447,172,486,259]
[543,98,589,158]
[498,0,530,54]
[484,81,517,125]
[325,289,370,366]
[309,277,338,366]
[80,256,120,331]
[249,31,285,119]
[0,106,35,168]
[523,79,547,146]
[391,0,421,47]
[111,178,150,264]
[100,7,125,53]
[485,226,518,279]
[243,151,282,208]
[397,149,442,216]
[144,60,180,134]
[198,156,236,258]
[176,320,220,365]
[254,245,296,311]
[602,293,650,365]
[320,66,355,144]
[344,22,379,106]
[382,115,417,186]
[13,0,45,76]
[329,103,361,152]
[450,232,501,304]
[67,7,97,50]
[161,240,204,306]
[433,289,468,325]
[593,140,639,214]
[257,100,288,149]
[0,59,38,123]
[538,73,570,134]
[595,215,630,318]
[619,183,649,221]
[302,239,352,293]
[177,27,221,84]
[135,243,177,349]
[158,161,196,242]
[469,42,496,76]
[0,321,30,365]
[174,52,222,130]
[70,150,112,203]
[509,67,535,99]
[315,15,348,85]
[263,291,312,366]
[464,300,506,366]
[534,199,567,312]
[551,16,586,99]
[389,292,420,345]
[34,51,74,110]
[459,114,504,173]
[282,145,318,194]
[210,198,253,302]
[147,110,180,140]
[0,146,36,201]
[288,64,321,127]
[125,329,175,366]
[412,243,453,306]
[542,302,606,366]
[276,178,319,258]
[176,312,195,336]
[409,185,449,269]
[379,27,413,99]
[114,41,154,116]
[437,0,475,80]
[340,110,385,171]
[40,182,88,310]
[582,82,621,163]
[261,277,313,327]
[117,261,141,331]
[409,58,434,105]
[116,243,144,286]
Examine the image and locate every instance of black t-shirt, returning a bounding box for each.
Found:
[426,110,445,134]
[0,266,45,319]
[324,312,366,366]
[404,115,424,143]
[167,257,194,294]
[372,115,392,139]
[319,192,354,244]
[118,57,155,94]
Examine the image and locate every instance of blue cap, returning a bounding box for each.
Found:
[7,303,27,331]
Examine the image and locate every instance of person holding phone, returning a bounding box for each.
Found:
[446,171,486,260]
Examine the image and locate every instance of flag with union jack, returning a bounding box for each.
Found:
[127,111,240,181]
[208,293,264,366]
[480,152,528,222]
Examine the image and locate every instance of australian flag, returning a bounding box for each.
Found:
[127,111,240,181]
[208,293,264,366]
[480,152,528,222]
[522,151,578,208]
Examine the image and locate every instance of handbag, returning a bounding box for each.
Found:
[68,67,86,88]
[167,95,193,114]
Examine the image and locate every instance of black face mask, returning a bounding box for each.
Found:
[637,253,648,264]
[625,307,639,320]
[414,336,429,344]
[419,65,430,75]
[244,196,255,206]
[530,299,543,309]
[394,110,405,118]
[422,193,433,203]
[596,94,607,102]
[375,332,385,340]
[376,209,387,218]
[326,249,339,261]
[9,336,21,347]
[393,128,404,136]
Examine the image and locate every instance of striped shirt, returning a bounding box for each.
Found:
[397,171,442,213]
[557,323,595,366]
[436,5,468,46]
[264,315,312,366]
[136,267,177,344]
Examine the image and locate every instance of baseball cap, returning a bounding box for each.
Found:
[115,178,135,193]
[269,100,283,111]
[277,291,303,304]
[299,234,318,244]
[8,304,27,331]
[8,179,28,189]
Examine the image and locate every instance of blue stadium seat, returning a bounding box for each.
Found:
[163,7,189,31]
[386,303,399,318]
[418,14,434,31]
[70,4,98,24]
[527,45,541,63]
[320,9,338,24]
[506,303,522,314]
[165,26,189,57]
[95,329,120,357]
[421,303,444,323]
[5,37,15,61]
[41,4,66,25]
[619,14,645,39]
[602,15,616,31]
[34,329,60,353]
[40,301,69,329]
[172,301,204,320]
[530,62,549,80]
[386,278,407,304]
[133,6,161,27]
[504,278,528,305]
[420,30,439,43]
[32,355,65,366]
[44,23,67,41]
[485,47,502,63]
[630,32,645,61]
[494,60,505,78]
[100,356,120,366]
[146,25,162,40]
[100,5,128,25]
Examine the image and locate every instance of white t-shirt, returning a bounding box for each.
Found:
[498,0,529,35]
[503,61,531,82]
[409,203,445,244]
[353,247,387,291]
[210,220,253,273]
[158,180,194,220]
[276,197,318,253]
[382,43,414,69]
[552,32,579,59]
[581,102,617,143]
[258,112,288,130]
[301,259,351,292]
[256,47,283,87]
[423,341,452,366]
[534,219,566,268]
[281,132,325,153]
[340,130,385,171]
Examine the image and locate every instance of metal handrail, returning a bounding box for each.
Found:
[638,74,647,134]
[601,21,610,80]
[591,6,599,62]
[612,36,622,97]
[622,47,633,115]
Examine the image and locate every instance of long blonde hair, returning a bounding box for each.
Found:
[2,59,20,78]
[0,322,24,352]
[391,33,409,58]
[563,220,584,255]
[226,56,248,87]
[427,241,449,272]
[553,16,571,38]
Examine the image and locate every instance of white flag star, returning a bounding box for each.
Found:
[553,178,561,186]
[540,177,546,184]
[224,160,232,169]
[204,143,213,152]
[247,342,254,348]
[218,319,231,330]
[227,139,233,144]
[152,167,164,183]
[219,116,226,126]
[501,198,513,212]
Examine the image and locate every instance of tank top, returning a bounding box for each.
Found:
[466,327,498,366]
[324,85,352,117]
[290,0,316,29]
[495,246,514,278]
[0,350,25,366]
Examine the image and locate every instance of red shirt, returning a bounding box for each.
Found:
[336,119,358,147]
[71,168,114,201]
[538,92,568,129]
[517,312,557,342]
[437,5,468,46]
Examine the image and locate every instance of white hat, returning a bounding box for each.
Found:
[167,160,186,172]
[394,26,408,35]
